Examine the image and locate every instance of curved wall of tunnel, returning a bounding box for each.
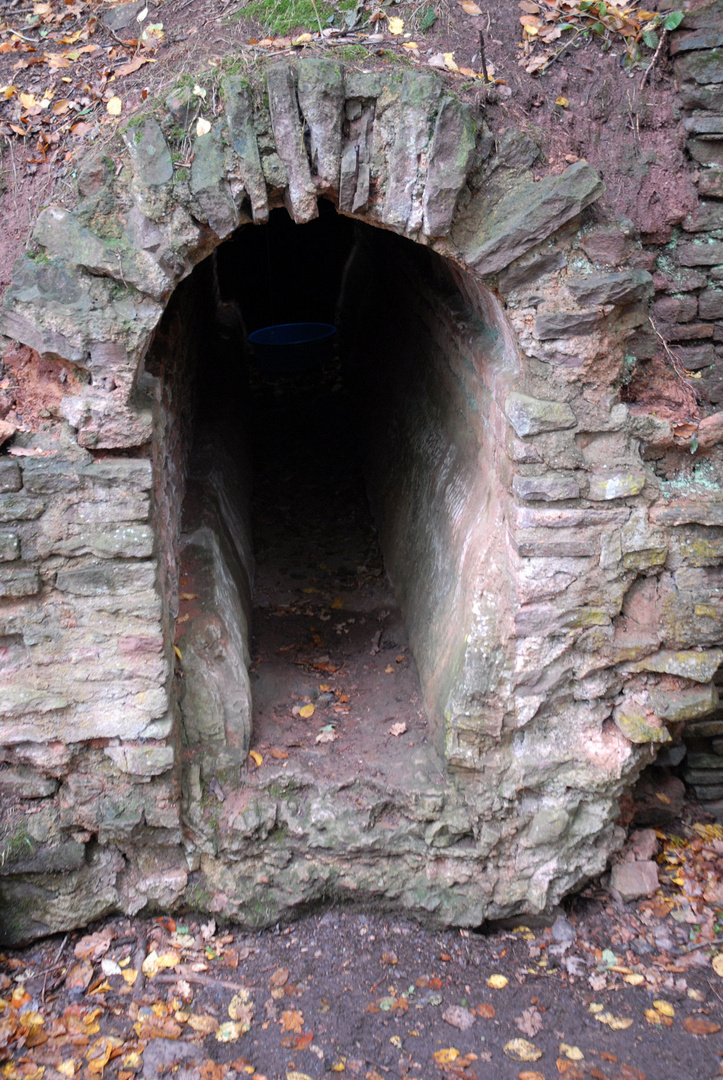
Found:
[146,200,515,784]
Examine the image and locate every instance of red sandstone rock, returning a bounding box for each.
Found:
[610,860,659,902]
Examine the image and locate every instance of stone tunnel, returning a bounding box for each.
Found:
[1,54,723,944]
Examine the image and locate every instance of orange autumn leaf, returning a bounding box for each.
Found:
[280,1009,304,1033]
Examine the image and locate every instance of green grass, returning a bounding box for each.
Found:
[238,0,354,35]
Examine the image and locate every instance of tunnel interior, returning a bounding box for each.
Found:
[148,200,506,787]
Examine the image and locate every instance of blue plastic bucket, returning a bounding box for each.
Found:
[248,322,337,374]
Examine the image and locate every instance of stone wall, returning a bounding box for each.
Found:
[0,44,722,941]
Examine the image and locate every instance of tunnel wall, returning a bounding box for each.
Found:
[0,45,723,940]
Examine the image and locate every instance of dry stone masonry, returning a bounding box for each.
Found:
[1,18,723,942]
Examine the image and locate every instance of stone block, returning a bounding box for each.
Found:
[383,72,442,231]
[687,717,723,737]
[190,129,240,240]
[512,472,580,502]
[104,743,174,776]
[20,461,81,494]
[222,75,269,224]
[422,96,477,237]
[515,537,598,558]
[0,766,58,798]
[652,294,698,323]
[83,459,154,490]
[699,287,723,320]
[516,506,630,528]
[41,524,154,560]
[464,160,604,275]
[655,321,715,341]
[610,860,659,901]
[625,648,723,682]
[297,59,344,192]
[588,472,646,501]
[579,227,632,266]
[675,343,716,369]
[504,392,577,437]
[0,533,19,561]
[0,568,40,598]
[613,703,671,744]
[0,495,44,522]
[672,28,723,52]
[0,461,21,493]
[650,501,723,526]
[0,840,85,876]
[649,682,718,722]
[688,137,723,167]
[699,170,723,199]
[55,560,157,595]
[687,751,723,769]
[675,48,723,83]
[534,310,601,339]
[497,251,566,294]
[267,64,318,226]
[123,118,173,188]
[683,200,723,231]
[567,269,653,307]
[681,83,723,110]
[677,240,723,265]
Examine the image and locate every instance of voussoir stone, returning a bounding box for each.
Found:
[190,129,240,240]
[504,392,577,437]
[422,96,477,237]
[267,64,318,224]
[512,472,580,502]
[464,160,604,275]
[588,472,646,501]
[384,72,442,231]
[297,59,344,191]
[123,118,173,188]
[223,76,269,224]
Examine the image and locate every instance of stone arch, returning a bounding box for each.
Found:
[1,58,718,942]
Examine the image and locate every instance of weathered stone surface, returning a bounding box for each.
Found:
[534,310,601,339]
[0,461,21,493]
[624,649,723,682]
[673,27,723,52]
[464,161,604,275]
[223,76,269,224]
[102,0,148,32]
[123,118,173,188]
[650,681,718,721]
[579,226,632,266]
[675,48,723,83]
[588,472,646,501]
[683,201,723,232]
[699,169,723,199]
[190,129,239,239]
[104,743,174,776]
[297,59,344,190]
[0,767,58,798]
[422,96,477,237]
[699,287,723,319]
[614,700,671,743]
[512,472,580,502]
[267,64,318,224]
[384,73,442,231]
[0,568,40,597]
[610,860,659,901]
[504,393,577,437]
[688,136,723,166]
[0,494,44,522]
[497,250,566,293]
[677,239,723,265]
[34,206,171,301]
[567,269,653,307]
[650,500,723,526]
[0,533,19,562]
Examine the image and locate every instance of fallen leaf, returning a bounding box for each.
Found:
[116,56,153,77]
[287,1073,314,1080]
[712,953,723,977]
[268,747,289,760]
[387,16,404,33]
[188,1014,219,1035]
[280,1009,304,1033]
[460,0,482,12]
[515,1007,543,1038]
[389,721,407,737]
[682,1016,721,1035]
[193,83,207,98]
[624,974,645,986]
[487,974,508,989]
[299,703,315,718]
[316,726,337,743]
[653,1000,674,1018]
[595,1012,633,1030]
[75,931,114,961]
[559,1044,584,1061]
[518,1074,545,1080]
[270,967,290,988]
[101,959,122,977]
[216,1020,244,1041]
[66,962,93,990]
[106,96,122,116]
[196,117,211,137]
[443,1005,475,1031]
[504,1038,542,1062]
[142,949,181,977]
[433,1049,460,1066]
[122,969,139,986]
[381,951,398,965]
[476,1003,495,1018]
[249,750,263,767]
[555,96,569,107]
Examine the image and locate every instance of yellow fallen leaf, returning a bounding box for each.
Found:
[460,0,482,12]
[106,96,122,116]
[216,1020,243,1041]
[559,1043,583,1061]
[385,665,395,674]
[332,1062,346,1072]
[193,84,207,98]
[503,1038,542,1062]
[712,953,723,977]
[174,645,182,660]
[555,96,569,107]
[187,1014,219,1035]
[433,1049,459,1065]
[249,749,263,767]
[487,974,508,988]
[122,969,138,986]
[299,703,315,718]
[19,92,36,109]
[291,32,313,43]
[388,15,404,33]
[443,52,459,71]
[57,1063,76,1079]
[624,973,645,986]
[142,949,180,977]
[645,1007,664,1025]
[588,1003,604,1013]
[595,1011,633,1030]
[196,117,211,137]
[287,1074,314,1080]
[403,41,418,49]
[653,1000,674,1017]
[122,1052,142,1070]
[331,597,343,609]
